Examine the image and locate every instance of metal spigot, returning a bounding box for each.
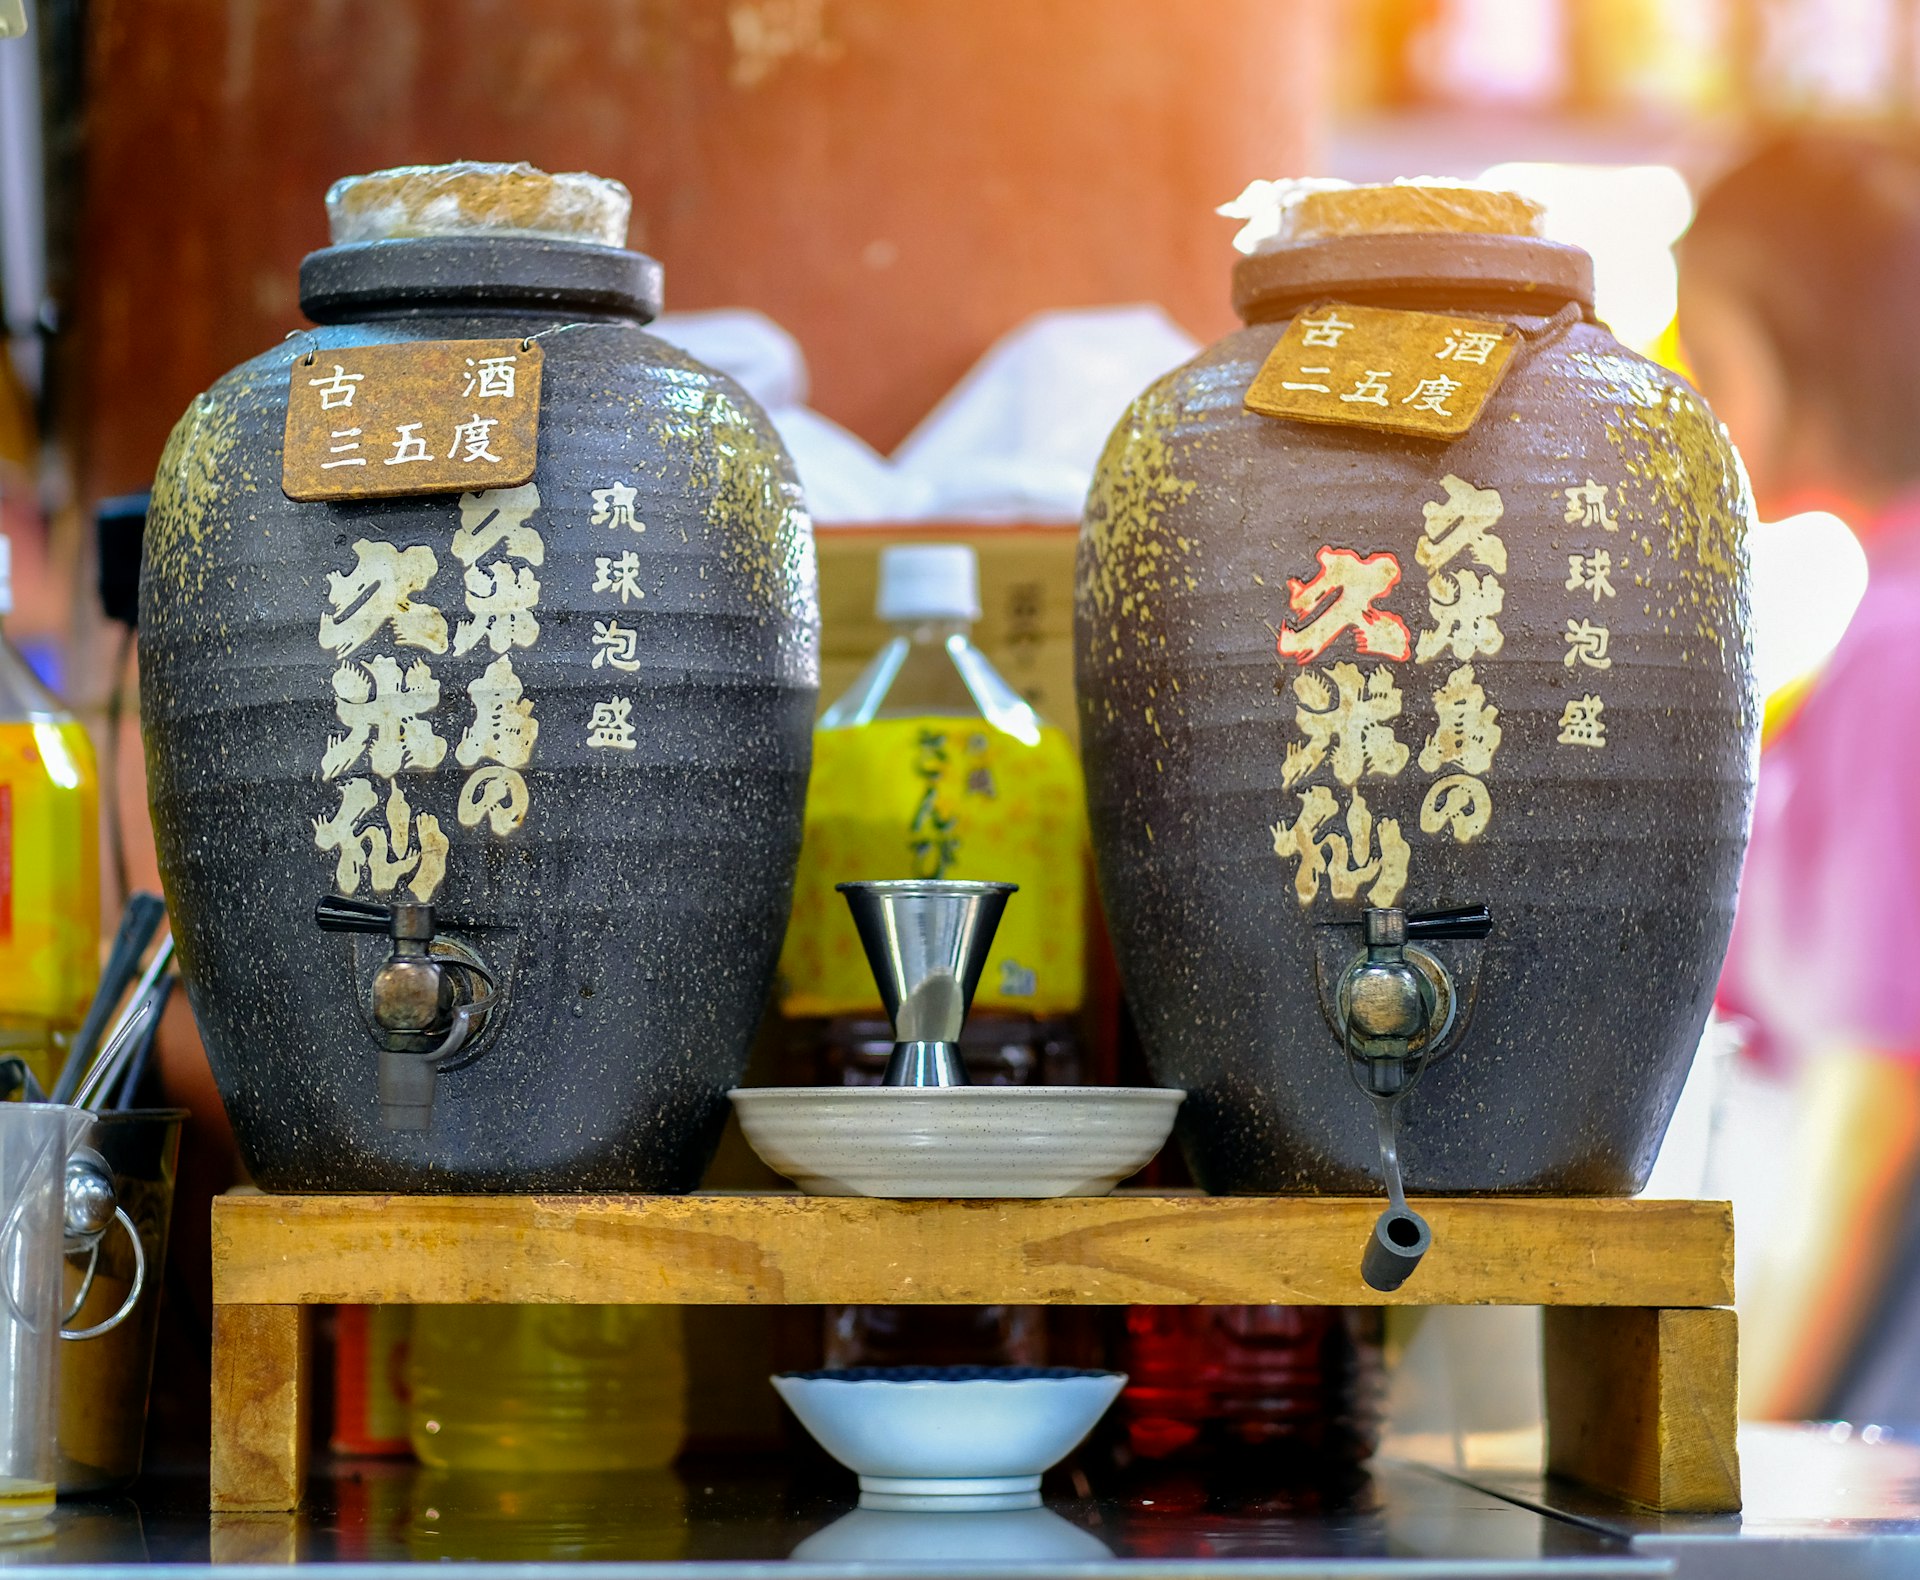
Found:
[1335,903,1491,1292]
[1343,910,1438,1097]
[315,894,496,1131]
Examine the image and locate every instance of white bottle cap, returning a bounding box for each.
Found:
[876,543,981,624]
[0,534,11,616]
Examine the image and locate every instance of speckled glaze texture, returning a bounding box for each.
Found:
[1076,241,1757,1195]
[140,238,819,1192]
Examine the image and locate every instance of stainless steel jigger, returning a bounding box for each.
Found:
[837,880,1018,1087]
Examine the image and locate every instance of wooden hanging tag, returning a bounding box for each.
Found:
[1245,303,1519,440]
[282,338,542,501]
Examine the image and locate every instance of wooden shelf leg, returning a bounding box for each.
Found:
[1543,1306,1740,1513]
[212,1304,311,1512]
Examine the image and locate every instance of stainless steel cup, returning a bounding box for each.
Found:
[835,880,1017,1087]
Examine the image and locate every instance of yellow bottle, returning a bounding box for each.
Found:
[778,543,1086,1019]
[0,535,100,1092]
[406,1305,686,1472]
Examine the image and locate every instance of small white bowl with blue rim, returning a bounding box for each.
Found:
[771,1365,1127,1512]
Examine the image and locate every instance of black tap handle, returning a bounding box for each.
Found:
[1405,903,1492,941]
[314,894,395,935]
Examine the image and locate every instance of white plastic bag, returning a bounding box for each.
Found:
[890,305,1200,523]
[648,310,929,524]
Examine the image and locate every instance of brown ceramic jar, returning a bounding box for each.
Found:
[1076,191,1757,1194]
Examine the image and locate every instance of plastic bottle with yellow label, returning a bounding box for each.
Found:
[0,535,100,1092]
[779,543,1086,1031]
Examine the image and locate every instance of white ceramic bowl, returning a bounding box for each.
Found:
[772,1366,1127,1511]
[728,1086,1183,1198]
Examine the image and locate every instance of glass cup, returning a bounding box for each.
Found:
[0,1105,142,1528]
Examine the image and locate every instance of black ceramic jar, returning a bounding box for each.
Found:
[1076,192,1757,1194]
[140,166,818,1191]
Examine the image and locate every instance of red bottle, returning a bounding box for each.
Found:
[1120,1306,1383,1471]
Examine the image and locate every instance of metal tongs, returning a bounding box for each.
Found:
[49,893,174,1111]
[70,935,176,1112]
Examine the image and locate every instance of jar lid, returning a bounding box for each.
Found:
[1219,178,1546,254]
[325,162,632,247]
[1219,178,1590,324]
[1232,232,1595,325]
[1293,182,1543,240]
[304,162,658,323]
[300,236,663,324]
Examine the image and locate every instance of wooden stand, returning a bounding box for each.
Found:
[209,1192,1738,1515]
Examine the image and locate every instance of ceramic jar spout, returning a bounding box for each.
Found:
[314,894,497,1132]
